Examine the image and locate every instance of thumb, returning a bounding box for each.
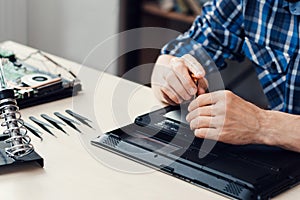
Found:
[182,54,206,78]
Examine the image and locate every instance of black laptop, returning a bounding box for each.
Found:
[91,104,300,200]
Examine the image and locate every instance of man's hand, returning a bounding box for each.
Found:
[151,54,208,105]
[186,90,265,145]
[152,57,300,152]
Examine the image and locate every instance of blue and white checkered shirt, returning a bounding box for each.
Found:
[161,0,300,114]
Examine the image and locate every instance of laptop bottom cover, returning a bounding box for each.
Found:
[91,106,300,200]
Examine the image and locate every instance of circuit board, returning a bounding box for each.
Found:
[0,49,82,109]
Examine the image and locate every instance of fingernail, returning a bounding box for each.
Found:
[186,116,190,122]
[196,72,203,76]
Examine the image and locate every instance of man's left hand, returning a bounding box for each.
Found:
[186,90,264,145]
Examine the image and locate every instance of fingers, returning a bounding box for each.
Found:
[186,105,215,122]
[152,55,187,104]
[197,77,209,95]
[170,57,198,96]
[152,54,209,105]
[160,90,177,105]
[189,116,214,130]
[189,115,220,141]
[182,54,206,78]
[180,54,208,95]
[194,128,219,141]
[186,91,223,138]
[160,84,183,104]
[188,92,219,111]
[187,113,220,140]
[165,69,193,101]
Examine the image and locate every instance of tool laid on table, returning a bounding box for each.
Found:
[65,109,93,129]
[23,122,43,141]
[29,116,56,137]
[41,114,67,134]
[26,110,93,139]
[54,112,81,133]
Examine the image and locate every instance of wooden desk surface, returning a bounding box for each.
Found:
[0,41,299,200]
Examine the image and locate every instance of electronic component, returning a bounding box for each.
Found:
[0,48,16,63]
[0,48,82,109]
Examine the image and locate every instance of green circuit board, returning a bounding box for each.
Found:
[0,48,81,108]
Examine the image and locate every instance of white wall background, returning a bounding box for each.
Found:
[0,0,119,74]
[0,0,28,44]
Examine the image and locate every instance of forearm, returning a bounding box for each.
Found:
[258,110,300,152]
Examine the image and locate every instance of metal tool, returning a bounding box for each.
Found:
[41,114,68,135]
[65,109,93,129]
[29,116,56,137]
[23,122,43,141]
[54,112,81,133]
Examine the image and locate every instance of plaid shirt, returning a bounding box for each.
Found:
[161,0,300,114]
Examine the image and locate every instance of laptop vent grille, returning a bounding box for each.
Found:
[103,136,121,148]
[223,182,243,196]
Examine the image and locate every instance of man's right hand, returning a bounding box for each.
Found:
[151,54,208,105]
